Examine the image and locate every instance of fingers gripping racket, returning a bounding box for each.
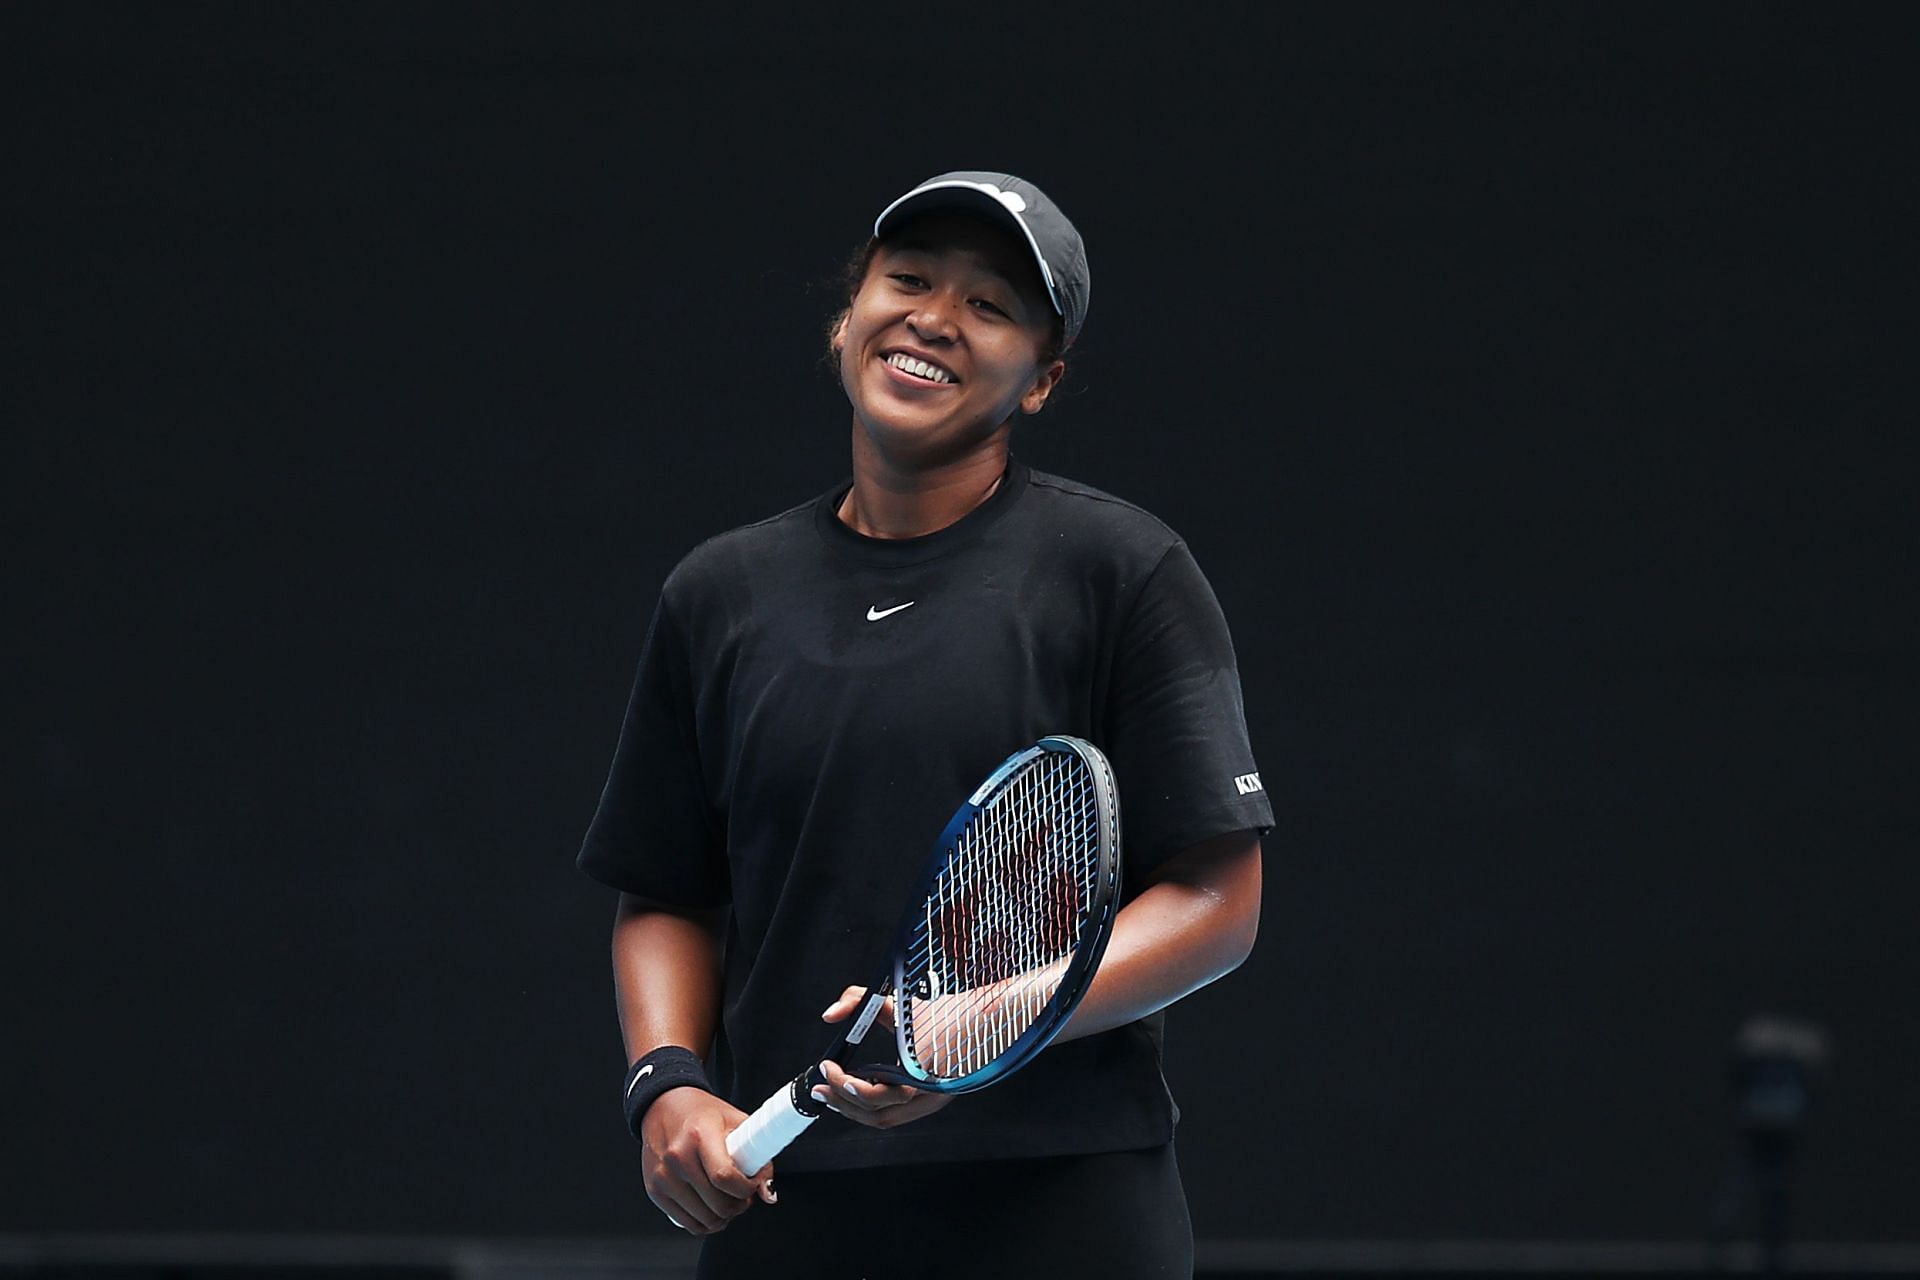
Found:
[725,735,1121,1176]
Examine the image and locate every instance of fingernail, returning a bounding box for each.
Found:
[810,1086,829,1103]
[763,1182,778,1204]
[840,1081,861,1100]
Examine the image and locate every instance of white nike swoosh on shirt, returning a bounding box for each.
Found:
[866,601,916,621]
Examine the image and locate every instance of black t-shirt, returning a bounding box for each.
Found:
[580,459,1274,1170]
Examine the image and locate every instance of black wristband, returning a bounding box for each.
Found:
[622,1046,713,1139]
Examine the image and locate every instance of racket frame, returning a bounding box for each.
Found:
[880,734,1121,1092]
[725,734,1121,1174]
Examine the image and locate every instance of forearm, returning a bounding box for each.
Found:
[612,895,772,1232]
[612,892,725,1061]
[1052,828,1262,1044]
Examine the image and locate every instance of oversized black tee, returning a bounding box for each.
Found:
[580,459,1273,1170]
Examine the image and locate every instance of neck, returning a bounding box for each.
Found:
[836,425,1011,540]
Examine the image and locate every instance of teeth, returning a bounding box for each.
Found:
[887,352,953,384]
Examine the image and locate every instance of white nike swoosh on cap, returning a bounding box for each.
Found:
[866,601,916,621]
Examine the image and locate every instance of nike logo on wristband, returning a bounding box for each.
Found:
[625,1063,654,1098]
[866,601,916,621]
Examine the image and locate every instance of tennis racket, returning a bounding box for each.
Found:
[725,734,1122,1176]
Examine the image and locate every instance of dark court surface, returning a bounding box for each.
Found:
[7,1237,1920,1280]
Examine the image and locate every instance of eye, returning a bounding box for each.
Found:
[971,297,1010,318]
[889,272,928,289]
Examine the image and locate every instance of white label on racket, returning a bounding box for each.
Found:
[846,991,888,1045]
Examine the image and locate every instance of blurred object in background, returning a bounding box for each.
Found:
[1710,1015,1832,1274]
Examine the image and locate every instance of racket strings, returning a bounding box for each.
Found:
[899,754,1105,1080]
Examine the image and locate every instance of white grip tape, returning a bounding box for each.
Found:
[726,1083,817,1176]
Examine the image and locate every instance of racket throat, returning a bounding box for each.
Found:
[844,988,889,1046]
[799,983,892,1112]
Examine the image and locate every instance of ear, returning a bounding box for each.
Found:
[829,310,850,355]
[1020,358,1068,415]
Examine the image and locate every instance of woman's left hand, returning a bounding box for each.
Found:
[812,985,956,1129]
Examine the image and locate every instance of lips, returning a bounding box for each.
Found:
[881,349,958,385]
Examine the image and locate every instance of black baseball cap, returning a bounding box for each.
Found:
[873,171,1090,347]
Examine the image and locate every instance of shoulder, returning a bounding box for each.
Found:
[657,491,824,619]
[1025,467,1179,536]
[1020,466,1186,569]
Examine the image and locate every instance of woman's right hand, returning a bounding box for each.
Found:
[639,1087,777,1234]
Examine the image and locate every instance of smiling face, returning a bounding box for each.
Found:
[834,213,1065,468]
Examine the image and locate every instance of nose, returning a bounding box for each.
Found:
[906,292,962,343]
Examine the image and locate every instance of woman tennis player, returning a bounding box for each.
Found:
[579,171,1273,1278]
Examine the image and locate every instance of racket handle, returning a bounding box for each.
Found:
[726,1074,820,1176]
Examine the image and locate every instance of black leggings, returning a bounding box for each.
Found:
[696,1144,1192,1279]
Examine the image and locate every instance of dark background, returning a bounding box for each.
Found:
[6,0,1915,1251]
